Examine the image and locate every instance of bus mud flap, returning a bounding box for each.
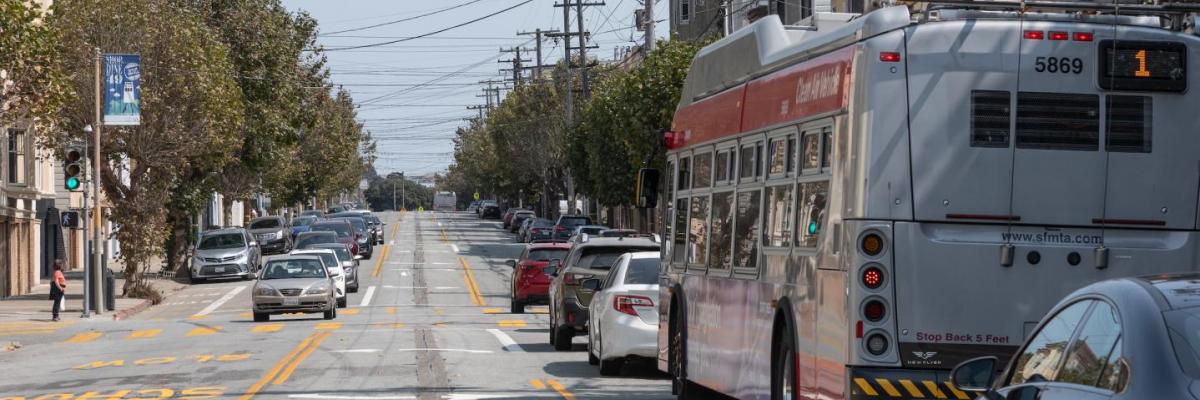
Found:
[849,368,971,400]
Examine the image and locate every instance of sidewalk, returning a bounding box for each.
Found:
[0,270,187,324]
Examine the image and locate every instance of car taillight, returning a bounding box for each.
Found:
[351,242,359,255]
[555,226,566,232]
[614,295,654,316]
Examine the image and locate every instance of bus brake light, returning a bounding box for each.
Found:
[1023,30,1044,40]
[1049,31,1069,41]
[1073,32,1094,42]
[862,267,884,289]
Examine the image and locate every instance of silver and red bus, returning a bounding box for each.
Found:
[656,2,1200,399]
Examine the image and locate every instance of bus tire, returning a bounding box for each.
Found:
[771,310,799,400]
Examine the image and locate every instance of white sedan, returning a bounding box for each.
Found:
[583,251,660,376]
[290,249,347,308]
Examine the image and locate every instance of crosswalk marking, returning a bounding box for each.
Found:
[252,323,284,333]
[187,326,222,337]
[127,329,162,339]
[65,331,103,343]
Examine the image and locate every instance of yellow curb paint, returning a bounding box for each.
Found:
[126,329,162,339]
[497,320,527,328]
[65,331,103,344]
[340,308,361,315]
[187,326,222,337]
[314,322,342,330]
[251,323,283,333]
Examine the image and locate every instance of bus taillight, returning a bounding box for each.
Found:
[1073,32,1094,41]
[865,333,889,356]
[863,300,886,322]
[879,52,901,62]
[861,233,885,257]
[1024,30,1045,40]
[1049,31,1069,41]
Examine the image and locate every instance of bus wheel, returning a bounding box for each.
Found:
[671,307,694,399]
[772,322,798,400]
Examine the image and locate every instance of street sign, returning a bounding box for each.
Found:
[359,179,369,190]
[61,211,80,229]
[473,192,480,201]
[103,54,141,126]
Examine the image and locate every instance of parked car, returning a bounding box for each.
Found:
[307,220,360,256]
[298,210,324,218]
[583,251,660,376]
[478,200,497,217]
[328,213,373,259]
[252,255,337,321]
[571,225,609,239]
[502,208,521,229]
[311,243,360,293]
[481,203,502,219]
[515,218,536,242]
[467,201,481,214]
[290,216,317,238]
[290,249,346,308]
[508,242,572,314]
[248,216,292,255]
[553,214,593,240]
[191,228,262,283]
[520,218,552,243]
[949,274,1200,400]
[295,231,339,250]
[510,210,535,233]
[547,235,661,351]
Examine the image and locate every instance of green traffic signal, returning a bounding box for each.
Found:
[808,221,819,235]
[65,176,81,190]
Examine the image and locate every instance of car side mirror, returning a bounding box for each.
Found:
[249,241,258,246]
[328,268,342,276]
[506,260,517,267]
[581,278,602,291]
[950,356,998,393]
[354,255,363,260]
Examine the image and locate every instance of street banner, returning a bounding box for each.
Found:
[103,54,141,125]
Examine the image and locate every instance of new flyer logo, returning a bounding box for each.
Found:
[103,54,141,126]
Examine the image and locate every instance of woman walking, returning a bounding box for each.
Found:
[50,260,66,321]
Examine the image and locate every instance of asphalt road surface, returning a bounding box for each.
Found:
[0,211,673,399]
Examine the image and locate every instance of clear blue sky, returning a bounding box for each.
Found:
[281,0,670,176]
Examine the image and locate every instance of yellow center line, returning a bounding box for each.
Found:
[273,331,331,385]
[545,379,576,400]
[371,244,391,278]
[238,332,317,400]
[529,379,547,390]
[458,256,485,306]
[187,326,222,337]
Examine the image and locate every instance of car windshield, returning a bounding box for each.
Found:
[527,249,568,261]
[296,233,338,248]
[624,257,661,284]
[292,217,316,227]
[198,233,245,250]
[315,246,352,261]
[559,217,591,229]
[311,223,352,238]
[250,219,280,229]
[261,259,327,280]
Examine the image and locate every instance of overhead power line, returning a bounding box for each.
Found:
[320,1,535,52]
[320,0,485,36]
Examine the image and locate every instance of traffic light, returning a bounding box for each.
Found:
[63,142,85,191]
[61,211,80,229]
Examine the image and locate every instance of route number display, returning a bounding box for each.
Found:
[1099,40,1187,92]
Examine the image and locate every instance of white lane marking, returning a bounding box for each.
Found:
[450,244,460,253]
[290,395,415,400]
[329,349,381,353]
[382,286,459,290]
[193,285,246,316]
[359,286,376,307]
[394,348,494,354]
[388,240,395,245]
[487,328,524,353]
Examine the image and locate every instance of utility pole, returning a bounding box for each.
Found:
[91,48,104,316]
[643,0,656,52]
[575,0,605,99]
[554,0,573,123]
[499,47,531,87]
[517,29,559,80]
[466,105,487,120]
[392,181,397,211]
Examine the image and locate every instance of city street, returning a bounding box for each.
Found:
[0,211,672,399]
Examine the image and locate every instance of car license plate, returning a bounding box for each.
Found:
[283,298,299,306]
[214,267,225,273]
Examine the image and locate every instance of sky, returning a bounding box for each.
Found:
[280,0,670,177]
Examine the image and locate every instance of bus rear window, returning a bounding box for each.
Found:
[1106,95,1152,153]
[971,90,1011,148]
[1016,92,1100,151]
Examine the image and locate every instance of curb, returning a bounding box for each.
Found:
[112,298,154,321]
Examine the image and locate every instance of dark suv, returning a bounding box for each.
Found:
[546,235,660,351]
[481,204,502,219]
[248,216,292,254]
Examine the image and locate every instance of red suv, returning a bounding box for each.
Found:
[508,242,571,313]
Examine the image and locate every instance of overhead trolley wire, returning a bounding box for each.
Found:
[319,0,535,52]
[320,0,486,36]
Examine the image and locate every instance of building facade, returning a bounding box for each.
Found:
[670,0,868,41]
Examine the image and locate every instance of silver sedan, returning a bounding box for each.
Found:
[251,256,337,322]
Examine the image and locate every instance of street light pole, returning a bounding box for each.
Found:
[392,181,397,211]
[91,48,104,315]
[80,125,92,318]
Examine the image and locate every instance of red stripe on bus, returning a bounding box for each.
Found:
[1092,218,1166,226]
[669,86,745,149]
[945,214,1022,222]
[742,47,855,133]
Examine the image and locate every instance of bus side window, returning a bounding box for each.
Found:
[801,131,820,171]
[673,197,689,265]
[734,189,763,271]
[688,195,710,266]
[693,152,713,188]
[820,127,833,169]
[764,184,794,247]
[664,159,675,261]
[796,180,829,248]
[678,156,691,191]
[767,138,787,177]
[715,150,732,184]
[708,192,735,271]
[739,144,756,181]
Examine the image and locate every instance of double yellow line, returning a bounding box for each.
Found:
[239,331,331,399]
[371,245,391,278]
[459,256,485,306]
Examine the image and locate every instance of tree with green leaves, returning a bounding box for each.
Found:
[0,0,69,133]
